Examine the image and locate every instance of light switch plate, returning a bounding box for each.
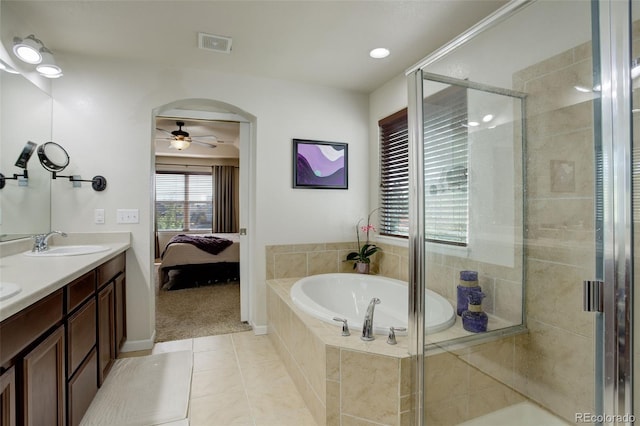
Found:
[116,209,139,224]
[95,209,105,224]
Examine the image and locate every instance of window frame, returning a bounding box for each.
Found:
[378,108,409,239]
[155,171,214,232]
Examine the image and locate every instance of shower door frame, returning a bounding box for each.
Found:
[406,0,635,424]
[597,0,634,422]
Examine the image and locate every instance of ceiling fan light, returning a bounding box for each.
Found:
[13,34,43,64]
[170,139,191,150]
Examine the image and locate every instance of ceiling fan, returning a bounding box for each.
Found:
[156,121,224,150]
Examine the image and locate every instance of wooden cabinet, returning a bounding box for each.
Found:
[0,251,126,426]
[97,283,115,385]
[97,253,125,386]
[66,295,97,426]
[114,274,126,356]
[0,367,16,426]
[67,349,97,426]
[22,326,66,426]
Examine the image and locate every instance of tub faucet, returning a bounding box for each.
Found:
[32,230,67,252]
[361,297,381,341]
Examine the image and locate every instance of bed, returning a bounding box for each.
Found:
[158,233,240,289]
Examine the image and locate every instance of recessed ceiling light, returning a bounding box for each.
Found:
[482,114,494,123]
[468,121,479,127]
[369,48,390,59]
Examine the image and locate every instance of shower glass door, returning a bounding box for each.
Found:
[407,0,635,424]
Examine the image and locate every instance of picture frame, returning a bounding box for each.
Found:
[292,139,348,189]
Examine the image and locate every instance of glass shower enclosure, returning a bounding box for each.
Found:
[407,0,635,424]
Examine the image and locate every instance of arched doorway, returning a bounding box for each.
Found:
[151,98,256,336]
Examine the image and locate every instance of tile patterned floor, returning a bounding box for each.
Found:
[151,331,318,426]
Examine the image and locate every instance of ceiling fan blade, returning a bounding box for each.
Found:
[191,140,217,148]
[156,128,174,136]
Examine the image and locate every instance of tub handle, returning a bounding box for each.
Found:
[333,317,351,336]
[387,326,407,345]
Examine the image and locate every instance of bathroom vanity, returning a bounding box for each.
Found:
[0,234,129,426]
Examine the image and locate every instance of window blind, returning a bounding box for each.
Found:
[423,85,469,246]
[379,108,409,238]
[155,172,213,231]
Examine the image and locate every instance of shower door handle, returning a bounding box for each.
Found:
[583,280,604,312]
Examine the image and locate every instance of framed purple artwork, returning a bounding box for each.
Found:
[292,139,348,189]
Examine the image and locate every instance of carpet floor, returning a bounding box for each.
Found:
[155,281,252,342]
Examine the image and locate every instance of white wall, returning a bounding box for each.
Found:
[50,54,369,346]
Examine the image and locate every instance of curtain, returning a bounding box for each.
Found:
[213,165,238,233]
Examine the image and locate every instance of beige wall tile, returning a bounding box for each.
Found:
[274,252,308,278]
[341,414,390,426]
[341,350,400,424]
[326,380,341,426]
[326,345,340,381]
[308,250,340,275]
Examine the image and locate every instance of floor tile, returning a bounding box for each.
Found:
[143,331,317,426]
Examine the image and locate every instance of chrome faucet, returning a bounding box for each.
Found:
[361,297,381,341]
[32,231,67,252]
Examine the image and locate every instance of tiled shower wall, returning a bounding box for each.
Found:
[437,40,597,423]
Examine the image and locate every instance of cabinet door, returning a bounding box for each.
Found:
[97,283,115,386]
[0,367,16,426]
[67,349,97,426]
[114,274,126,355]
[22,326,65,426]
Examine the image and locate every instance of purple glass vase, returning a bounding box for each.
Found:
[456,270,480,316]
[462,291,488,333]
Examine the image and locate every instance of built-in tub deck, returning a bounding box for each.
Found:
[269,277,516,358]
[267,277,522,426]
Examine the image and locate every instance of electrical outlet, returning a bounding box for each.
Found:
[116,209,139,224]
[95,209,105,224]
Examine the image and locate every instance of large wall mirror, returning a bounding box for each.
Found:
[0,71,52,241]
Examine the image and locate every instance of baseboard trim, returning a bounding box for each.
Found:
[120,330,156,352]
[252,324,268,335]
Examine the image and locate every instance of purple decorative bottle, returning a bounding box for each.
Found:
[462,291,488,333]
[457,270,481,316]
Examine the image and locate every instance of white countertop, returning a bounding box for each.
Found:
[0,233,131,322]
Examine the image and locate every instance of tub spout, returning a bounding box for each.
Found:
[361,297,381,341]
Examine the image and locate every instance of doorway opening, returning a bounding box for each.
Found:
[151,99,256,342]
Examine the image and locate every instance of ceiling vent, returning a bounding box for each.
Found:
[198,33,232,53]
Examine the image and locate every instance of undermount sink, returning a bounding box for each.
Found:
[24,245,109,257]
[0,282,22,301]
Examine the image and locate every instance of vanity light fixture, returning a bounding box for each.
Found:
[369,48,390,59]
[12,34,64,78]
[36,48,63,78]
[13,34,43,64]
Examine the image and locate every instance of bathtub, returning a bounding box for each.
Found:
[290,273,455,335]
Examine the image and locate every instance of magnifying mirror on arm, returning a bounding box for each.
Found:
[37,141,107,191]
[0,141,36,189]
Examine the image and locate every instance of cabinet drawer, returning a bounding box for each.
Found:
[67,299,96,376]
[97,253,125,289]
[67,271,96,313]
[68,348,97,426]
[0,290,64,368]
